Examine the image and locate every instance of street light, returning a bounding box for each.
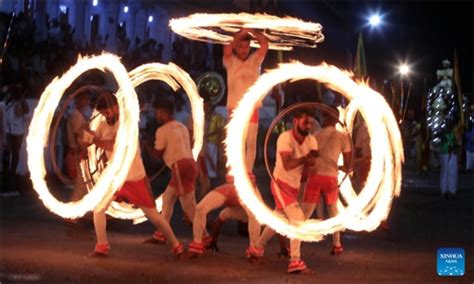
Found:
[369,14,381,27]
[397,63,413,121]
[398,64,410,76]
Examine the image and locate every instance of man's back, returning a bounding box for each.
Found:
[310,126,351,177]
[154,120,193,167]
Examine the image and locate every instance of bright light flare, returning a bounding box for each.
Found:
[225,62,404,241]
[170,13,324,51]
[399,64,410,76]
[27,53,139,218]
[369,14,381,27]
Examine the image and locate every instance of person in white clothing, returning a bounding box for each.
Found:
[224,28,268,171]
[64,92,90,201]
[143,99,199,244]
[439,130,459,199]
[251,109,319,274]
[87,93,184,258]
[302,108,352,255]
[3,85,29,191]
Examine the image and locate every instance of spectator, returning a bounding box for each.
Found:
[439,130,459,199]
[4,84,29,191]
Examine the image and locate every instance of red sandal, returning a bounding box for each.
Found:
[330,245,344,256]
[88,242,110,258]
[143,231,167,245]
[287,259,307,273]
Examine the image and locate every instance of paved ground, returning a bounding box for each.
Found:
[1,162,473,283]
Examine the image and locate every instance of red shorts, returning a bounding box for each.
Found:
[271,179,298,209]
[303,175,339,205]
[215,184,240,207]
[169,158,198,196]
[114,178,155,208]
[228,108,259,123]
[64,147,78,179]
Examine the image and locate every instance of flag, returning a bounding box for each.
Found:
[453,49,464,126]
[390,82,401,120]
[453,49,465,148]
[353,33,367,78]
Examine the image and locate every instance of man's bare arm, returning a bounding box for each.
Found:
[92,136,114,152]
[143,143,164,161]
[252,30,269,57]
[341,151,352,172]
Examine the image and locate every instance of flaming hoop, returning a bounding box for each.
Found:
[28,57,204,221]
[27,54,139,219]
[90,63,204,222]
[169,13,324,51]
[225,62,403,242]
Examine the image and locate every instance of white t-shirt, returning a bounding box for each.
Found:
[95,120,146,181]
[223,52,265,110]
[66,108,87,149]
[311,126,351,177]
[5,101,26,135]
[154,120,193,167]
[273,130,318,189]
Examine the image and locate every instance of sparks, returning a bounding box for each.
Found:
[170,13,324,51]
[225,62,403,242]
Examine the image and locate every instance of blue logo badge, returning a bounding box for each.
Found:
[437,248,465,276]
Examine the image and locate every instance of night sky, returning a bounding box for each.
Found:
[143,0,474,97]
[277,0,473,95]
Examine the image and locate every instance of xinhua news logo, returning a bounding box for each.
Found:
[437,248,465,276]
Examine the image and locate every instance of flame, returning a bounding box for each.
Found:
[225,62,404,241]
[27,53,139,219]
[170,13,324,51]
